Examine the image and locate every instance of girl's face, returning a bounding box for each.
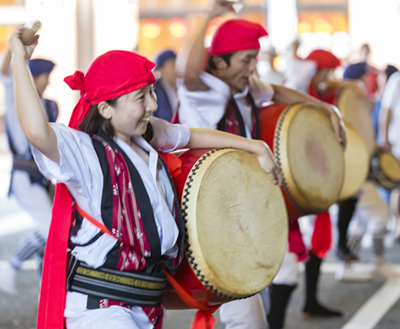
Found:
[109,84,157,140]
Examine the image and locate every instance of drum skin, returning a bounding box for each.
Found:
[163,148,288,309]
[259,103,345,218]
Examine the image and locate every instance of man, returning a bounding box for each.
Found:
[176,1,345,328]
[153,50,178,121]
[0,49,58,295]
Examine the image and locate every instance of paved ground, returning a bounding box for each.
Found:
[1,136,400,329]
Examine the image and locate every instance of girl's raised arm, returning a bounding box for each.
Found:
[186,128,282,185]
[9,26,59,163]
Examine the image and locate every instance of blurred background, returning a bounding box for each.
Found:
[0,0,399,125]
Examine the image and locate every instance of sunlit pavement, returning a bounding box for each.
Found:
[1,140,400,329]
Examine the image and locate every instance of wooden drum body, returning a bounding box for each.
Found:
[163,148,288,309]
[339,121,370,200]
[259,103,345,218]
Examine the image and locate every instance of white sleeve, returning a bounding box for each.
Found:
[249,75,275,106]
[284,59,316,94]
[177,72,231,129]
[31,123,103,193]
[149,116,191,152]
[381,72,400,110]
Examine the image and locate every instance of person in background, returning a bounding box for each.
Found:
[358,43,379,99]
[0,48,58,295]
[256,46,284,85]
[379,69,400,243]
[334,63,400,282]
[153,50,178,122]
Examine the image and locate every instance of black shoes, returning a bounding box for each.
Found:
[336,246,358,262]
[303,301,343,318]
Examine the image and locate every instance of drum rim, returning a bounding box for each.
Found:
[274,103,344,213]
[370,150,400,190]
[181,148,287,299]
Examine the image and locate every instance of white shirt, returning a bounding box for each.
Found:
[177,72,274,139]
[381,71,400,159]
[284,58,317,94]
[257,61,285,85]
[1,73,31,158]
[1,72,52,158]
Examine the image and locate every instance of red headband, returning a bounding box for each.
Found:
[209,19,268,56]
[65,50,156,129]
[306,50,340,69]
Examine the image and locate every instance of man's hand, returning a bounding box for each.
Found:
[255,141,283,186]
[324,103,347,151]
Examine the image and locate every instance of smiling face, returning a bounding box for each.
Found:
[99,84,157,143]
[213,49,259,95]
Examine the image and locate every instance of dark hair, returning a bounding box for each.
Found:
[206,52,234,72]
[78,96,120,137]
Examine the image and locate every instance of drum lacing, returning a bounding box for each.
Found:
[274,105,311,214]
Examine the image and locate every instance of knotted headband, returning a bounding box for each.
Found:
[64,50,156,129]
[306,50,341,69]
[209,19,268,56]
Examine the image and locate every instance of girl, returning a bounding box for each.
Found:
[9,26,281,329]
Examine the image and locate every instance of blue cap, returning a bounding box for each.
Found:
[343,62,367,80]
[28,59,56,77]
[155,50,176,69]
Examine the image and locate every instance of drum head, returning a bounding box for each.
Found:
[380,152,400,182]
[275,103,344,213]
[182,149,288,299]
[336,87,376,157]
[339,121,369,200]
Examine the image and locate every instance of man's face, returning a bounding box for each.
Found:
[217,49,259,94]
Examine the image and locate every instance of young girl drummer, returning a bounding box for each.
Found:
[9,26,282,329]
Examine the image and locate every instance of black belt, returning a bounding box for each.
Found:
[67,257,167,307]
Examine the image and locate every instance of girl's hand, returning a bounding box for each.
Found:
[255,141,283,186]
[9,25,39,62]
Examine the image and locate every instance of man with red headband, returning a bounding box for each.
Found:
[9,23,282,329]
[176,1,346,328]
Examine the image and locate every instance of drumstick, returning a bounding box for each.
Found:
[21,21,41,45]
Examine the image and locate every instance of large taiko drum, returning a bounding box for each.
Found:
[322,86,376,157]
[258,103,345,218]
[163,148,288,309]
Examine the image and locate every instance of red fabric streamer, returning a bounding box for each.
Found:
[310,211,332,259]
[163,270,220,329]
